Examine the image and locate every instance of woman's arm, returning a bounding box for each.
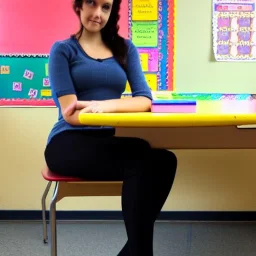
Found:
[48,42,92,126]
[105,96,151,112]
[61,94,151,125]
[59,95,86,126]
[77,96,151,114]
[59,96,97,125]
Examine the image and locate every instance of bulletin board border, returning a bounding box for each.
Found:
[0,54,49,57]
[168,0,176,91]
[159,0,169,90]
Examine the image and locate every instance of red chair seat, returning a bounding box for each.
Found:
[41,166,83,182]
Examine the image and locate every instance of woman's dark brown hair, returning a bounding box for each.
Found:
[72,0,128,71]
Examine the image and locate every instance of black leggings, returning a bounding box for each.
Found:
[44,130,177,256]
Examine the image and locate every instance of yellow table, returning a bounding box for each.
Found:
[79,113,256,149]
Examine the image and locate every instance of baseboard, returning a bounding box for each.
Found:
[0,210,256,221]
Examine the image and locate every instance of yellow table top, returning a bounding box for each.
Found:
[79,112,256,127]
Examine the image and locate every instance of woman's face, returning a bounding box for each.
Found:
[79,0,114,33]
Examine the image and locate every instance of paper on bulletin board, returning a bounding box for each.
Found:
[138,48,159,72]
[41,89,52,97]
[132,21,158,47]
[0,65,10,74]
[140,53,149,71]
[132,0,158,20]
[145,74,158,91]
[212,0,256,61]
[125,73,158,92]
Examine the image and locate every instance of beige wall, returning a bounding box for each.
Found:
[1,108,256,211]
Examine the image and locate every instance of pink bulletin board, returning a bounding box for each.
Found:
[0,0,129,106]
[0,0,129,56]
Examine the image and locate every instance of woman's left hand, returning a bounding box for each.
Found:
[80,100,117,113]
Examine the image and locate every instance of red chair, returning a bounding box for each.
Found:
[41,166,123,256]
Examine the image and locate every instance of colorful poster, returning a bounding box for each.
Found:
[132,0,158,20]
[213,0,256,61]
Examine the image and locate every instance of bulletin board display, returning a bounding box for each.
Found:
[125,0,175,92]
[0,0,127,106]
[0,0,176,107]
[0,0,80,106]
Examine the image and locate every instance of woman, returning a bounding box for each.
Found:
[44,0,177,255]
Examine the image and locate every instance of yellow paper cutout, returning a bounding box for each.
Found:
[132,21,158,47]
[45,63,49,76]
[0,66,10,74]
[145,74,158,91]
[140,53,149,71]
[41,89,52,97]
[125,81,131,92]
[132,0,158,21]
[125,74,158,92]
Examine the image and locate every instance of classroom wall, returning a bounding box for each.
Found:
[176,0,256,94]
[1,0,256,212]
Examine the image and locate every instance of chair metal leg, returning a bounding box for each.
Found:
[50,182,59,256]
[42,181,52,244]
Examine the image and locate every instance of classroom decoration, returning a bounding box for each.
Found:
[126,0,176,92]
[0,0,128,106]
[212,0,256,61]
[0,0,176,107]
[0,58,54,106]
